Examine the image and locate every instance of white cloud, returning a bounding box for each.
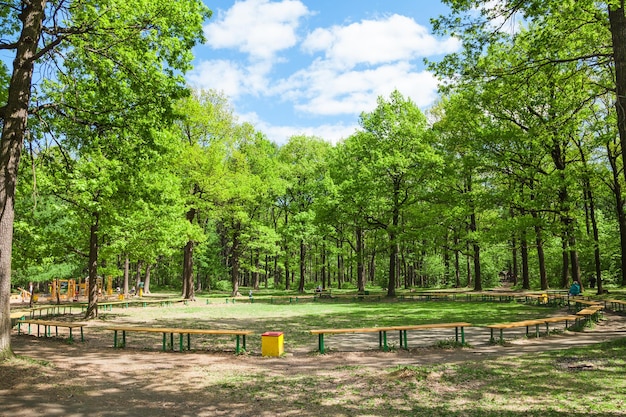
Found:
[277,61,441,116]
[301,14,460,69]
[187,60,273,99]
[241,111,357,145]
[204,0,311,60]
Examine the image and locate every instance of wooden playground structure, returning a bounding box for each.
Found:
[12,276,115,304]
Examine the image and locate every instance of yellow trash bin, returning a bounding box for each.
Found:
[261,331,284,357]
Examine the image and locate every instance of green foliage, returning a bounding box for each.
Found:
[214,280,232,292]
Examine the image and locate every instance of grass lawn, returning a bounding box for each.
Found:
[98,297,565,351]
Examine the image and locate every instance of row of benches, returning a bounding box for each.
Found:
[22,298,186,319]
[13,302,605,355]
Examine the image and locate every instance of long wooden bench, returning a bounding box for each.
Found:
[29,304,80,318]
[17,319,87,342]
[604,299,626,312]
[575,305,603,322]
[104,326,252,354]
[486,315,581,344]
[309,322,472,354]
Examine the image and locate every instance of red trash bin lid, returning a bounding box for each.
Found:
[262,331,283,337]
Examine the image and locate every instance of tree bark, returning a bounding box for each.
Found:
[182,207,196,300]
[84,215,99,319]
[298,240,306,292]
[0,0,47,361]
[144,263,152,294]
[609,4,626,184]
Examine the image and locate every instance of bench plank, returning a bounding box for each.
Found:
[486,315,581,343]
[104,326,253,354]
[18,319,87,342]
[310,322,472,354]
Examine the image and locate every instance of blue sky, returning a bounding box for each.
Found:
[188,0,460,145]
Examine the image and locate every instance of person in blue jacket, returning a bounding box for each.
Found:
[569,280,581,296]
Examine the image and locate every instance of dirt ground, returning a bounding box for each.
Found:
[1,308,626,417]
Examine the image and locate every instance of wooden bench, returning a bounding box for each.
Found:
[266,295,315,304]
[17,319,87,342]
[605,299,626,312]
[313,289,333,299]
[29,304,80,318]
[486,315,579,344]
[10,311,26,327]
[104,326,253,354]
[310,322,472,354]
[575,305,603,322]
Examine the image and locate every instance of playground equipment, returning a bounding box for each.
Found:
[16,287,32,302]
[50,279,76,302]
[80,276,112,298]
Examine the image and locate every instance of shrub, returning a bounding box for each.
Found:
[214,280,232,292]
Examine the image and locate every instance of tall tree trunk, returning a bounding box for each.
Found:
[561,235,570,288]
[84,215,100,319]
[521,229,530,290]
[454,231,461,288]
[534,221,548,290]
[608,5,626,185]
[387,186,400,297]
[252,250,260,290]
[470,211,482,291]
[298,240,306,293]
[231,223,241,296]
[144,263,152,294]
[356,227,365,292]
[135,260,143,295]
[606,142,626,288]
[0,0,46,361]
[123,256,130,297]
[182,207,196,300]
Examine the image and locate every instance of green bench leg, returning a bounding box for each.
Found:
[69,327,73,341]
[188,333,191,351]
[236,335,241,354]
[318,334,325,354]
[380,331,388,351]
[170,333,174,351]
[162,333,166,351]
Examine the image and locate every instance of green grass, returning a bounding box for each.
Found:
[102,297,562,352]
[200,338,626,416]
